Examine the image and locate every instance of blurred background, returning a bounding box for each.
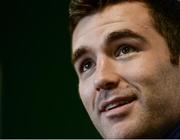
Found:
[2,0,101,138]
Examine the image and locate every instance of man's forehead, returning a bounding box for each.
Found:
[72,1,151,50]
[73,2,149,37]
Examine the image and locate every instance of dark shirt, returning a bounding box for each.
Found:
[167,123,180,139]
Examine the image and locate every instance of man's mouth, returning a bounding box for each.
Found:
[99,95,137,113]
[105,100,133,111]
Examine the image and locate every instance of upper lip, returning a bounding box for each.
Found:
[98,95,137,113]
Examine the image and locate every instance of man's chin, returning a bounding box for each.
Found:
[99,120,154,139]
[99,123,136,139]
[101,123,168,139]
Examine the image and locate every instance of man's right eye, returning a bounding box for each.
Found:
[79,58,95,74]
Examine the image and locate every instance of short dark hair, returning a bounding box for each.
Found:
[69,0,180,65]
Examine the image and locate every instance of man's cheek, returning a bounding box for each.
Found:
[125,60,159,85]
[79,82,94,112]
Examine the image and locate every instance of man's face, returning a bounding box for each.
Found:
[72,2,180,138]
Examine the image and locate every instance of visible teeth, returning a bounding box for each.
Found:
[105,101,130,111]
[105,102,120,111]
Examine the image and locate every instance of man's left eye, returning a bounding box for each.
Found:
[114,44,137,57]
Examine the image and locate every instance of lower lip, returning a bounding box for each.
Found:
[102,101,136,118]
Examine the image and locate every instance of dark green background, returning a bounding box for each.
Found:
[3,0,101,138]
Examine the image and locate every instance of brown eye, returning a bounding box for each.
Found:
[79,59,95,73]
[115,44,137,57]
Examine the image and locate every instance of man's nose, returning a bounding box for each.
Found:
[94,57,120,91]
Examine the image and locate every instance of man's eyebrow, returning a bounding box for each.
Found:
[72,29,146,65]
[72,47,88,65]
[105,29,147,44]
